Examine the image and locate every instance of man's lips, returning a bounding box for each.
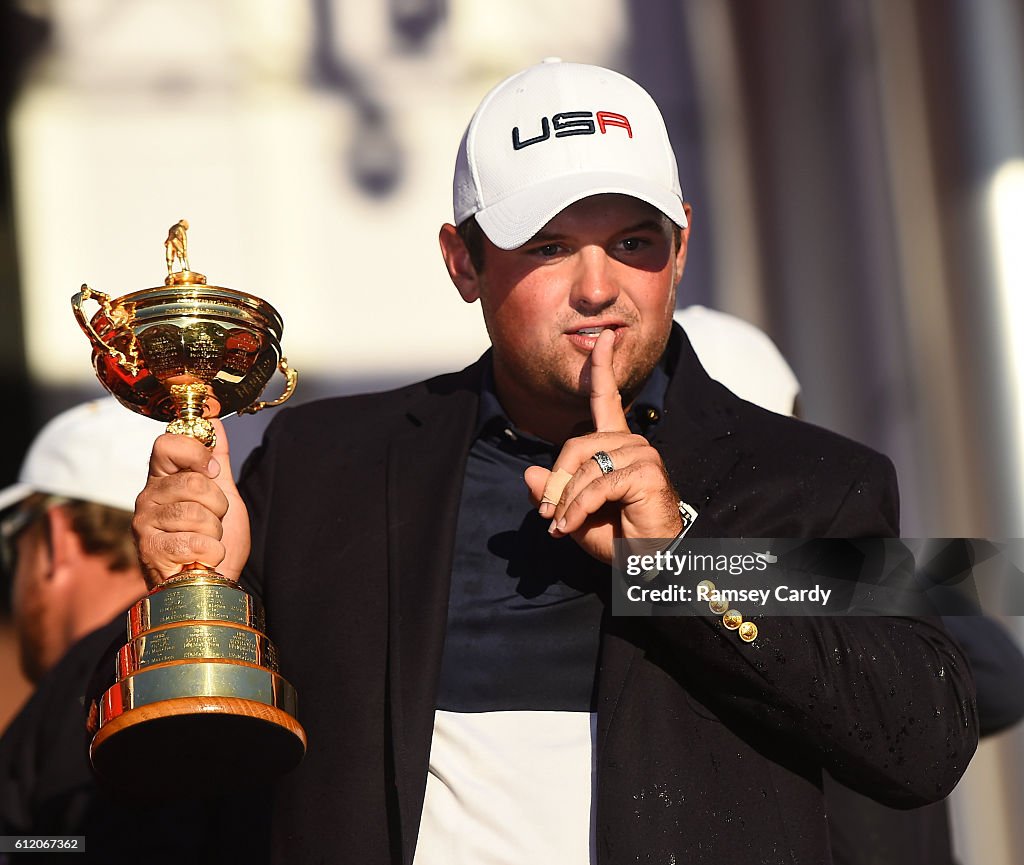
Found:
[564,323,626,351]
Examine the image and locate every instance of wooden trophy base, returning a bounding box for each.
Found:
[91,694,307,791]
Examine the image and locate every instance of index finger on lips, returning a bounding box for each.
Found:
[537,331,626,518]
[589,329,629,433]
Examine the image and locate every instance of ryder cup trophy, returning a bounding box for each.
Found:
[71,220,305,787]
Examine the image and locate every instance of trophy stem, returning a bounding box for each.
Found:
[166,563,231,584]
[166,382,217,447]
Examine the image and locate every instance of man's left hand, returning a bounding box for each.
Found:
[523,329,684,565]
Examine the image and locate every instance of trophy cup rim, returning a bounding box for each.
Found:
[108,284,285,329]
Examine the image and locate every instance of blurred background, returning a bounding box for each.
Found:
[0,0,1021,861]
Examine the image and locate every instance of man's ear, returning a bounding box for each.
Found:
[438,223,481,303]
[672,203,693,286]
[43,504,81,586]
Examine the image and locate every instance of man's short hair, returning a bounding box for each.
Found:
[21,492,137,573]
[456,216,488,273]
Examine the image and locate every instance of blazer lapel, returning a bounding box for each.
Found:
[652,323,752,523]
[596,324,746,746]
[385,361,483,864]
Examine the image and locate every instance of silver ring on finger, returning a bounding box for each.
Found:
[591,450,615,475]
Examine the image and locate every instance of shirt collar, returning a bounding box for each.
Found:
[474,350,671,445]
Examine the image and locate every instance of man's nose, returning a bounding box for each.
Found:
[569,248,619,313]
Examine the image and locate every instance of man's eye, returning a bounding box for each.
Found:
[533,243,561,257]
[620,237,647,251]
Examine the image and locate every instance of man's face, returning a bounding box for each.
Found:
[451,194,690,416]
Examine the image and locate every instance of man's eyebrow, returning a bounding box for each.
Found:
[618,218,670,235]
[528,219,669,244]
[527,229,565,244]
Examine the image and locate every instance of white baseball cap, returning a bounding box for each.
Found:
[0,397,166,514]
[675,305,800,416]
[453,57,688,250]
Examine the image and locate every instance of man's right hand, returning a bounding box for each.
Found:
[133,420,251,588]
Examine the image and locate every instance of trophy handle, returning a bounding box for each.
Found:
[238,357,298,415]
[72,284,142,376]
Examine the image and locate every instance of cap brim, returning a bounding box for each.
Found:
[474,171,688,250]
[0,483,33,515]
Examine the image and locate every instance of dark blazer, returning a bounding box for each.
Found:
[826,612,1024,865]
[237,325,978,864]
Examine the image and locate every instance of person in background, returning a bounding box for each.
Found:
[0,398,250,863]
[0,399,158,686]
[673,304,800,416]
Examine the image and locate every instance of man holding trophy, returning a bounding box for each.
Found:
[124,60,976,864]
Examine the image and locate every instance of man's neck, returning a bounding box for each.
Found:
[492,373,630,446]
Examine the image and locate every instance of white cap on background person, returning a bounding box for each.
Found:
[0,397,166,515]
[453,57,688,249]
[675,305,800,416]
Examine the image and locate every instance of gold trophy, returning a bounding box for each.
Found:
[71,220,306,787]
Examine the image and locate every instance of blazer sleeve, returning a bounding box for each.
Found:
[942,614,1024,737]
[640,452,979,808]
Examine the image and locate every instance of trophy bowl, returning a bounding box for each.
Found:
[72,221,305,789]
[72,279,296,446]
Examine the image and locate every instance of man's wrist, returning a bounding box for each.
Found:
[637,500,698,583]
